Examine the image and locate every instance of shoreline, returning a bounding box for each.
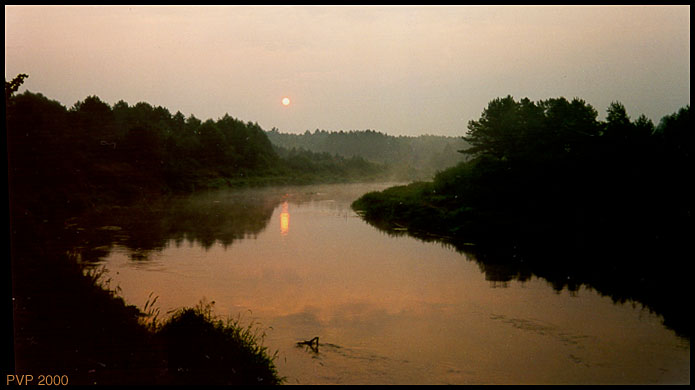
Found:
[352,182,691,340]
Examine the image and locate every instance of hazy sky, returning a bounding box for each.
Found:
[5,5,690,137]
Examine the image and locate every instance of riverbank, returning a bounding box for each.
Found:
[4,89,390,383]
[351,100,692,340]
[8,160,389,384]
[352,175,691,340]
[10,211,283,385]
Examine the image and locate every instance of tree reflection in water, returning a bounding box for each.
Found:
[65,185,689,339]
[361,217,690,339]
[67,189,284,264]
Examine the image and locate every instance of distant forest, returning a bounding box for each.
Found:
[266,128,469,181]
[5,83,387,222]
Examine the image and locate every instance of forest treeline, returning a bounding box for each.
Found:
[5,77,291,384]
[353,96,692,337]
[6,89,385,222]
[266,128,469,180]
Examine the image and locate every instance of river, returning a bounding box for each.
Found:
[77,182,688,384]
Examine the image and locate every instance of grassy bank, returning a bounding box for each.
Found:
[11,229,283,385]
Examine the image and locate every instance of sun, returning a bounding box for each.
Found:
[281,97,291,106]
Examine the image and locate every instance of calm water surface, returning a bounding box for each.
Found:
[88,183,689,384]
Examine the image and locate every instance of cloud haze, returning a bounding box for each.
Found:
[5,5,690,136]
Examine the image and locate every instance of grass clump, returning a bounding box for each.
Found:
[156,300,283,385]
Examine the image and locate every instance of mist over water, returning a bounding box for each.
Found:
[77,183,689,384]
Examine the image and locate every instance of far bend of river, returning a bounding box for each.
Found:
[83,183,689,385]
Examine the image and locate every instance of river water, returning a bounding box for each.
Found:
[84,182,688,384]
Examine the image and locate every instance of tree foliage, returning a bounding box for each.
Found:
[422,96,692,248]
[353,96,692,337]
[463,96,601,163]
[6,89,387,217]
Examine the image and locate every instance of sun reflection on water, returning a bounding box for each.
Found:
[280,201,290,236]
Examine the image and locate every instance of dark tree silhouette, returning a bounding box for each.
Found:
[5,73,28,103]
[353,96,692,337]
